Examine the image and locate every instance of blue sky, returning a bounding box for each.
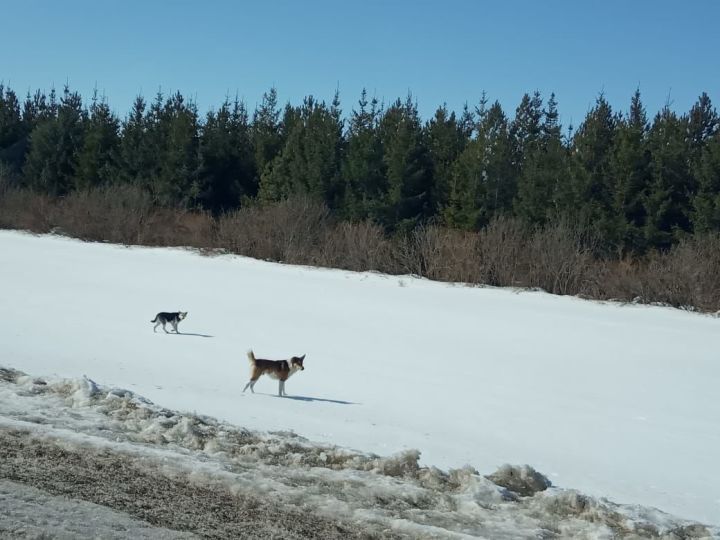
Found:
[2,0,718,129]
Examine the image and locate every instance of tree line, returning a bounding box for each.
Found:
[0,83,718,255]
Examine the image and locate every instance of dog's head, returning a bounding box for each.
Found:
[290,354,306,371]
[179,311,188,320]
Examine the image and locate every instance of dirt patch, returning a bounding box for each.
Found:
[0,428,400,539]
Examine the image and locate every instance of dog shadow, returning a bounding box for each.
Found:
[277,394,357,405]
[173,332,214,338]
[253,392,356,405]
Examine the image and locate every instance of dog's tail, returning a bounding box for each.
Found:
[247,350,256,365]
[150,315,158,323]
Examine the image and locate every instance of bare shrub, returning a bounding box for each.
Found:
[0,188,55,233]
[0,164,15,195]
[525,219,599,296]
[176,211,216,249]
[683,234,720,311]
[389,229,423,276]
[216,197,331,263]
[52,185,154,244]
[642,250,698,308]
[215,210,252,254]
[402,225,483,283]
[573,235,720,311]
[0,185,216,250]
[317,220,393,272]
[139,208,215,249]
[589,258,636,303]
[632,235,720,310]
[476,216,527,287]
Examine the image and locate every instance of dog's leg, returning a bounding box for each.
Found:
[172,321,179,333]
[243,381,251,392]
[278,380,283,397]
[153,321,160,333]
[162,322,169,334]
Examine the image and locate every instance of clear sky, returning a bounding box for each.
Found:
[2,0,718,129]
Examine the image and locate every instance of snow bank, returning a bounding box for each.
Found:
[2,367,716,539]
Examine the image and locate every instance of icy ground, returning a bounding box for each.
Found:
[0,230,718,536]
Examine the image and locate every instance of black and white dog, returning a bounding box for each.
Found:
[151,311,187,333]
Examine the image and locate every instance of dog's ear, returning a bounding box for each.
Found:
[300,354,306,361]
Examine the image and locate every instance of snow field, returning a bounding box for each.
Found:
[1,230,719,529]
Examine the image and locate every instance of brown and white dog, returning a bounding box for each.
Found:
[243,350,305,397]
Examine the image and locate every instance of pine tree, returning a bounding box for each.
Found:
[252,87,282,184]
[445,100,514,229]
[480,99,517,217]
[0,84,26,174]
[515,93,568,225]
[341,89,385,220]
[10,89,51,184]
[426,104,470,218]
[259,94,344,206]
[686,93,718,233]
[566,95,618,247]
[510,92,543,167]
[608,89,652,253]
[115,95,154,187]
[377,95,433,230]
[686,92,718,158]
[458,102,475,140]
[0,85,23,149]
[145,90,167,189]
[22,89,48,133]
[443,141,482,229]
[644,106,692,247]
[75,90,120,190]
[257,103,298,201]
[197,96,256,212]
[691,130,720,232]
[23,86,85,195]
[152,92,201,207]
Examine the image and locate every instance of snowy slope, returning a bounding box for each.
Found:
[1,230,719,528]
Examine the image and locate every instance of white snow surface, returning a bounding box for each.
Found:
[1,230,719,533]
